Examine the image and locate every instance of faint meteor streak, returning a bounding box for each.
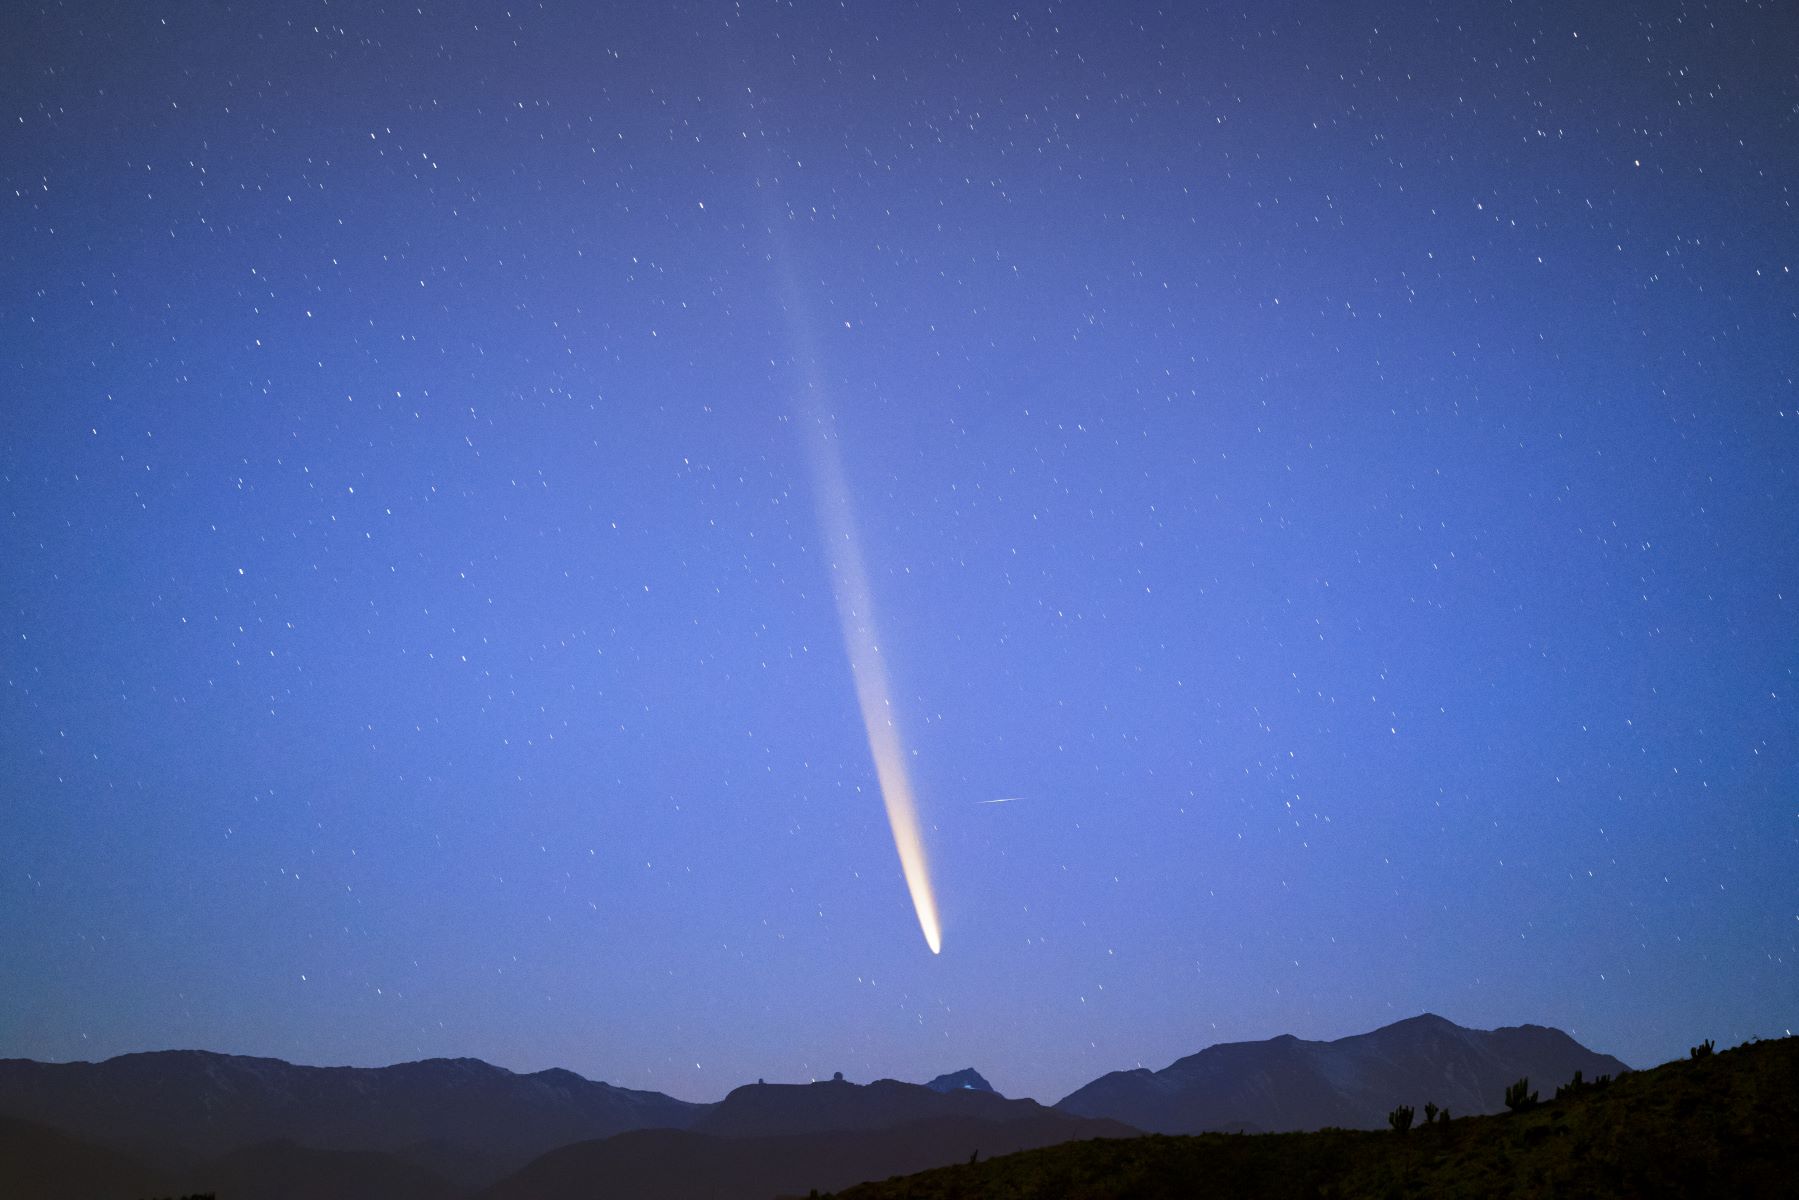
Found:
[765,196,942,956]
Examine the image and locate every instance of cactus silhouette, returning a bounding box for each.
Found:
[1504,1077,1538,1112]
[1387,1104,1414,1133]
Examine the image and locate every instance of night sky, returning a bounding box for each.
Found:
[3,1,1795,1106]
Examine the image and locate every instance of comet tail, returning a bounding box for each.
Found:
[802,411,943,955]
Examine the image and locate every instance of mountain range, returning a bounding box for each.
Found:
[0,1014,1629,1199]
[1055,1012,1630,1133]
[0,1049,701,1188]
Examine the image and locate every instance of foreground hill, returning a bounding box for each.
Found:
[0,1114,178,1200]
[0,1114,456,1200]
[479,1112,1139,1200]
[0,1050,700,1189]
[828,1035,1797,1199]
[478,1076,1136,1199]
[1057,1013,1629,1133]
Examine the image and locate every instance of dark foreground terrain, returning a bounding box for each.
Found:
[824,1035,1797,1200]
[1,1022,1780,1199]
[0,1011,1624,1199]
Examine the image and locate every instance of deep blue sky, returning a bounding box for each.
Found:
[2,1,1794,1104]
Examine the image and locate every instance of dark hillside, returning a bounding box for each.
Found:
[0,1114,175,1200]
[479,1114,1138,1200]
[827,1035,1797,1199]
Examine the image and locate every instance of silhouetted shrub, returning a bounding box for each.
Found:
[1690,1039,1715,1059]
[1388,1104,1414,1133]
[1423,1101,1439,1124]
[1505,1077,1538,1112]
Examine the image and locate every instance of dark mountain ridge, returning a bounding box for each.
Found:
[0,1048,700,1189]
[0,1014,1632,1198]
[696,1075,1052,1138]
[925,1067,995,1094]
[1056,1012,1630,1134]
[0,1069,1134,1200]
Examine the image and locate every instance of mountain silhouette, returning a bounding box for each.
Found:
[694,1075,1059,1138]
[0,1050,700,1189]
[1055,1013,1629,1133]
[0,1015,1635,1198]
[924,1068,995,1094]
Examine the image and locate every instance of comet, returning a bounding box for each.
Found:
[762,181,942,956]
[799,405,943,956]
